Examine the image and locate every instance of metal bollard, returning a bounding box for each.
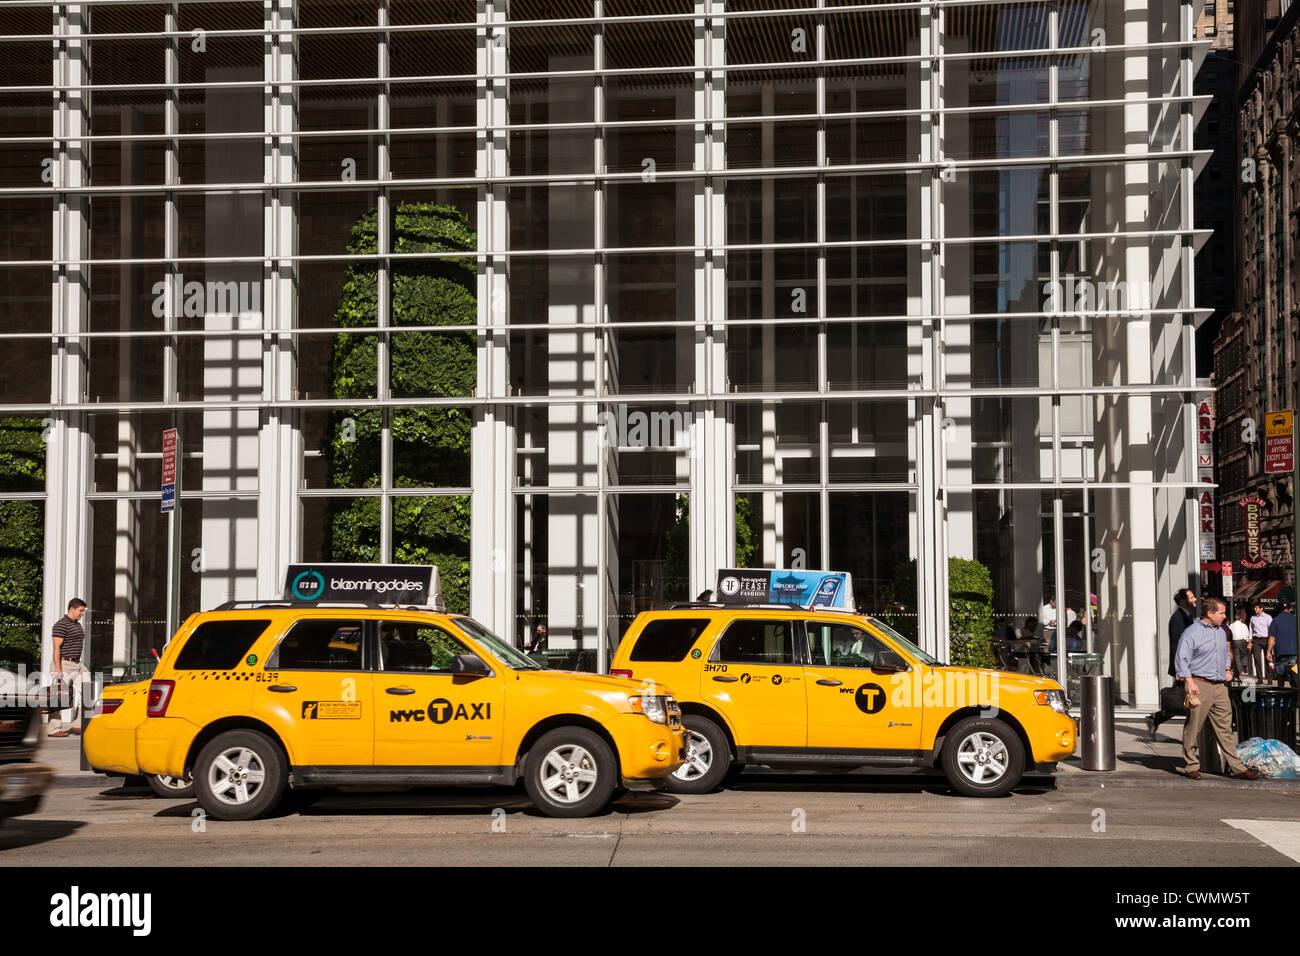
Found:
[1079,675,1115,770]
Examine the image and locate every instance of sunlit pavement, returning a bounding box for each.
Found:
[4,730,1297,866]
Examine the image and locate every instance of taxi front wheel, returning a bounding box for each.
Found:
[193,730,288,821]
[940,717,1024,798]
[524,727,617,818]
[665,715,730,794]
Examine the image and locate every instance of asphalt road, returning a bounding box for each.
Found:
[4,768,1299,866]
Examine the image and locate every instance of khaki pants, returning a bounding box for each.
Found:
[48,659,89,733]
[1182,680,1246,774]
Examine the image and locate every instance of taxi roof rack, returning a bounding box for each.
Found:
[210,600,444,612]
[663,602,864,615]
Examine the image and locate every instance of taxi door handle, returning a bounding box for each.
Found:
[386,687,416,695]
[712,675,738,683]
[816,679,842,687]
[268,685,297,693]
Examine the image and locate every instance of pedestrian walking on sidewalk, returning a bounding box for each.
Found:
[1176,597,1259,780]
[1267,602,1297,685]
[1249,603,1272,680]
[1229,607,1252,681]
[1146,588,1196,736]
[47,598,88,738]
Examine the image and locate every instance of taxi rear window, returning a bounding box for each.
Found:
[174,620,272,670]
[629,619,710,662]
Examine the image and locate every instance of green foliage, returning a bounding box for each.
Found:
[734,495,756,568]
[663,495,759,595]
[882,557,996,668]
[326,203,476,614]
[0,418,45,664]
[948,557,995,668]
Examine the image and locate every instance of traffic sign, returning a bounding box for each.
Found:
[1222,561,1233,598]
[161,427,178,513]
[1265,410,1293,474]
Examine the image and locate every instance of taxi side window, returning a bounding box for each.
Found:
[274,620,364,671]
[714,620,794,664]
[806,623,887,668]
[379,622,473,674]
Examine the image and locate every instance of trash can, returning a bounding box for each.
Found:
[1230,684,1297,751]
[1079,675,1115,770]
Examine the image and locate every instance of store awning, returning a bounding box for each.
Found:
[1233,580,1261,601]
[1256,581,1286,602]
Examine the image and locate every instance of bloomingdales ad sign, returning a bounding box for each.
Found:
[284,564,442,608]
[1239,496,1267,569]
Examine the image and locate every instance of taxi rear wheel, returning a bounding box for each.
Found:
[665,715,730,794]
[940,717,1024,798]
[194,730,287,821]
[524,727,617,818]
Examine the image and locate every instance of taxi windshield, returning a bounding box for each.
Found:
[864,616,942,666]
[452,617,543,670]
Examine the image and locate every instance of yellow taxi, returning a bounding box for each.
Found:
[610,605,1076,797]
[85,604,685,820]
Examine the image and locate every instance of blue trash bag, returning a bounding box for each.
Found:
[1235,737,1300,778]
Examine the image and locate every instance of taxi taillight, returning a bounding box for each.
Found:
[610,669,632,680]
[97,698,123,715]
[146,680,174,717]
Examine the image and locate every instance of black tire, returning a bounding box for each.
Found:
[146,773,195,798]
[665,714,731,794]
[940,717,1025,798]
[523,727,617,818]
[193,730,287,821]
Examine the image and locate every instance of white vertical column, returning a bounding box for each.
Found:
[44,3,93,672]
[691,0,732,592]
[257,0,302,598]
[470,0,516,634]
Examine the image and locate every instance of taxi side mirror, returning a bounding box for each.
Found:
[451,654,491,677]
[873,651,909,673]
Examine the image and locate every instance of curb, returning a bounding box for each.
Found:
[1052,771,1299,792]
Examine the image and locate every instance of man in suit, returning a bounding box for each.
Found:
[1146,588,1197,736]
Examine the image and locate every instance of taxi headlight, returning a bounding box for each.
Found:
[1034,689,1069,714]
[629,695,671,725]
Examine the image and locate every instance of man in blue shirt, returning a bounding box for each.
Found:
[1176,597,1260,780]
[1267,602,1297,684]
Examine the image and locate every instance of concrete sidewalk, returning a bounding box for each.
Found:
[1054,717,1300,791]
[31,717,1300,792]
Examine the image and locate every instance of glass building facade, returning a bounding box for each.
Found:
[1,0,1209,708]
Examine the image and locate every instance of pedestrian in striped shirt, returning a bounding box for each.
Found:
[48,598,88,737]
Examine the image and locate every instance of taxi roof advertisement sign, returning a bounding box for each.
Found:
[284,564,441,608]
[715,569,855,609]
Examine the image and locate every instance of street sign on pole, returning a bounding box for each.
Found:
[1265,410,1294,474]
[161,427,178,512]
[1222,561,1233,598]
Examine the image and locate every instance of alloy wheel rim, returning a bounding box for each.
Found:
[673,730,713,781]
[540,744,598,804]
[207,747,266,805]
[154,773,191,792]
[955,731,1009,784]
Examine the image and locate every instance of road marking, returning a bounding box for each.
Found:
[1222,819,1300,862]
[567,833,613,838]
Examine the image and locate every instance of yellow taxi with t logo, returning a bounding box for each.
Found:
[85,566,685,820]
[610,603,1076,798]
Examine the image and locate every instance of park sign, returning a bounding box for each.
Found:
[715,569,855,609]
[284,564,443,610]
